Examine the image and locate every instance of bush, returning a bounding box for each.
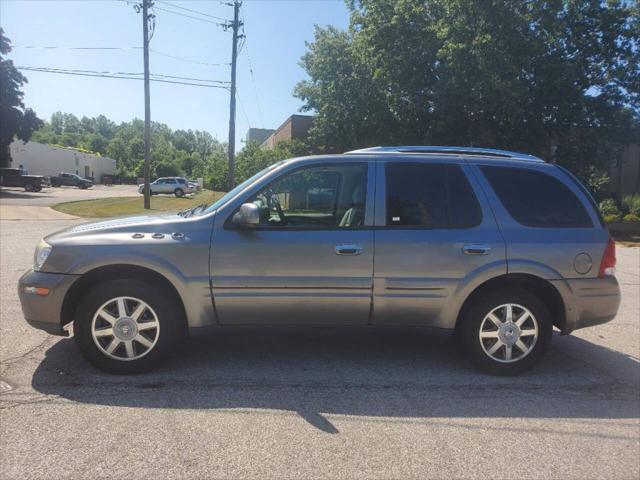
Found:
[583,170,610,202]
[603,213,622,223]
[621,194,640,216]
[599,198,620,216]
[622,213,640,223]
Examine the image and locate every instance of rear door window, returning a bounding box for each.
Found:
[481,166,592,228]
[385,163,481,228]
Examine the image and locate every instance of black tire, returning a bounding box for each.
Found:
[174,188,184,198]
[459,288,552,376]
[24,182,35,192]
[73,278,184,374]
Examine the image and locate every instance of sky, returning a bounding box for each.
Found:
[0,0,350,149]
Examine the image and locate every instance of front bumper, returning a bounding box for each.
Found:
[553,276,621,333]
[18,269,80,336]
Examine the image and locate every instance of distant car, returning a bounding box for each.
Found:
[0,168,44,192]
[50,172,94,189]
[187,180,201,191]
[138,177,195,197]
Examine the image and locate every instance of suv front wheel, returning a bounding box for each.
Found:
[460,288,552,375]
[73,278,183,373]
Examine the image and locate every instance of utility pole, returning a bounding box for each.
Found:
[227,0,242,191]
[141,0,153,209]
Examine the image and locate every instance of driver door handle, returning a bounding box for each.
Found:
[335,244,363,256]
[462,243,492,255]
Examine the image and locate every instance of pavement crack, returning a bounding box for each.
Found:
[0,335,55,366]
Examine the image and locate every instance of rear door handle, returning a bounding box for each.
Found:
[335,244,363,256]
[463,244,492,255]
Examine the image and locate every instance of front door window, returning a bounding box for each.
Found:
[248,164,367,228]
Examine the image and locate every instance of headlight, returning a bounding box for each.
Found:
[34,239,52,272]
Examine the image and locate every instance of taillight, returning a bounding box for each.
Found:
[599,238,616,277]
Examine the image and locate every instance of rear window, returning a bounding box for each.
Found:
[385,163,482,228]
[481,166,592,228]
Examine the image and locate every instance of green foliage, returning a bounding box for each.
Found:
[621,194,640,217]
[581,168,610,203]
[603,213,622,223]
[155,161,182,178]
[295,0,639,182]
[0,28,43,167]
[32,111,227,181]
[599,199,620,217]
[235,139,311,183]
[622,213,640,223]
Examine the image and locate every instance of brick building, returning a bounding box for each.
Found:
[261,115,313,149]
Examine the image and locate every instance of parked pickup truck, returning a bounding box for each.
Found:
[0,168,44,192]
[50,172,94,189]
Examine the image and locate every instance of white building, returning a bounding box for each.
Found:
[9,141,117,183]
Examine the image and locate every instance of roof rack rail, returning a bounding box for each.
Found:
[345,146,544,162]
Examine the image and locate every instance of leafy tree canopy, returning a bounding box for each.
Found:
[31,112,312,190]
[32,112,229,186]
[0,28,43,167]
[295,0,639,190]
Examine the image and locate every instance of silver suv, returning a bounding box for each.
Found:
[19,146,620,375]
[138,177,195,197]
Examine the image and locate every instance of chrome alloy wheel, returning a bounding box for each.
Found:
[479,303,538,363]
[91,296,160,361]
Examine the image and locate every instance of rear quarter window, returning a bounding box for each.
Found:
[481,166,593,228]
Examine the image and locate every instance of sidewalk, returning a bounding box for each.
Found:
[0,205,78,220]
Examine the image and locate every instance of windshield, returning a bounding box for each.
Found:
[200,161,285,215]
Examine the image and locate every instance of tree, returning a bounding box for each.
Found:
[31,110,232,183]
[0,28,42,167]
[193,130,216,163]
[235,139,310,183]
[172,129,196,154]
[295,0,639,190]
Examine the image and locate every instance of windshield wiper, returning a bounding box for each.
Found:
[179,203,208,218]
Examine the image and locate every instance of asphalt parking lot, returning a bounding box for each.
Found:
[0,184,139,207]
[0,219,638,479]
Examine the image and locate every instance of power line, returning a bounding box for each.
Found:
[150,49,229,67]
[17,66,228,84]
[240,8,264,126]
[17,66,230,89]
[154,5,226,26]
[155,0,229,21]
[236,89,252,128]
[149,73,229,84]
[12,44,228,67]
[13,45,142,50]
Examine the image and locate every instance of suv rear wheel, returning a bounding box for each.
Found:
[73,278,183,373]
[460,288,552,375]
[174,188,184,197]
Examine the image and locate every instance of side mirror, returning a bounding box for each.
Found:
[232,202,260,227]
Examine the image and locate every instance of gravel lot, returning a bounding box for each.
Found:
[0,219,638,479]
